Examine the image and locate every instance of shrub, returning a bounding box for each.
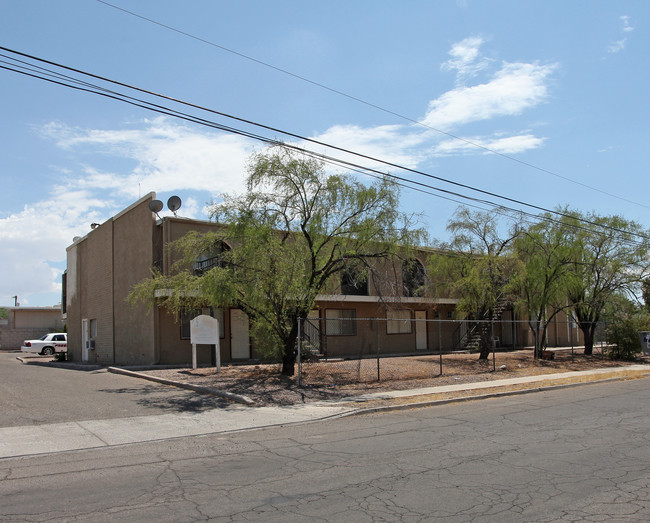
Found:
[605,313,650,361]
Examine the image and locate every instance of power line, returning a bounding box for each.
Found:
[95,0,650,212]
[1,47,649,246]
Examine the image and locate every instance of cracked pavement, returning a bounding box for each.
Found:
[1,377,649,521]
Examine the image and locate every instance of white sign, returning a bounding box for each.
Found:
[190,314,221,371]
[191,315,219,345]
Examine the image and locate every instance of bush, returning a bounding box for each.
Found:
[53,352,67,362]
[606,315,648,361]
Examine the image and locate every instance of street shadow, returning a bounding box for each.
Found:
[96,386,234,412]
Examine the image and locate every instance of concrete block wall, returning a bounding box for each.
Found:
[0,327,52,350]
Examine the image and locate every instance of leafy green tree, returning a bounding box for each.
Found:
[562,210,650,355]
[512,215,575,359]
[642,278,650,313]
[131,147,423,375]
[602,294,650,360]
[427,207,521,359]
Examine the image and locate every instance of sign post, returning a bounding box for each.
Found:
[190,315,221,372]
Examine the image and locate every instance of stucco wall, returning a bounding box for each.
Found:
[112,197,156,365]
[65,194,157,364]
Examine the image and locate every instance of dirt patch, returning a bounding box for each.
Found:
[137,349,646,407]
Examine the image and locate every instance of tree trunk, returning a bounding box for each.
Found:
[582,324,595,355]
[280,320,300,376]
[281,347,296,376]
[478,324,492,360]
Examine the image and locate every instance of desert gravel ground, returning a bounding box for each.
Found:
[137,349,645,406]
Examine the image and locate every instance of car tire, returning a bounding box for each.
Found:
[42,347,55,356]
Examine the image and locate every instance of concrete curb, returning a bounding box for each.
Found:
[107,367,255,406]
[337,366,650,417]
[16,356,103,371]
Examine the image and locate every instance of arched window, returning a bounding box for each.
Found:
[340,267,368,296]
[194,240,231,276]
[402,258,426,297]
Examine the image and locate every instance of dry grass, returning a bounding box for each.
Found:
[138,349,644,406]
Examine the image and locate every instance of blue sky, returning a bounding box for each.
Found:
[1,0,648,307]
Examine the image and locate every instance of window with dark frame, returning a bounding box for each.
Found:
[325,309,356,336]
[386,309,412,334]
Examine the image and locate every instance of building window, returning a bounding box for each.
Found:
[387,309,412,334]
[181,308,225,339]
[402,258,426,297]
[340,267,368,296]
[325,309,356,336]
[194,241,231,276]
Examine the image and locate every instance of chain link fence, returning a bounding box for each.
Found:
[297,316,610,387]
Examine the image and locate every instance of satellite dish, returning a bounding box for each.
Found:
[148,200,163,214]
[167,196,182,215]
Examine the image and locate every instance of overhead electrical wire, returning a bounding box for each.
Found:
[1,47,649,247]
[95,0,650,212]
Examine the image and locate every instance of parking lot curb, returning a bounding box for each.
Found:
[107,366,255,405]
[16,356,103,371]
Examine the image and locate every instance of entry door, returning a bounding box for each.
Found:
[415,311,428,350]
[230,309,250,359]
[81,318,89,361]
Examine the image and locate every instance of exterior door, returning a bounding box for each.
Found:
[415,311,427,350]
[81,318,89,361]
[230,309,250,359]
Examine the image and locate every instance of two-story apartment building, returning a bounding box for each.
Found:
[64,193,581,366]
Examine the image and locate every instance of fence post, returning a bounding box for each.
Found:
[570,318,574,361]
[438,318,443,376]
[491,318,496,372]
[297,317,302,388]
[376,318,380,382]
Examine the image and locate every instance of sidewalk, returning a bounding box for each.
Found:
[1,365,648,460]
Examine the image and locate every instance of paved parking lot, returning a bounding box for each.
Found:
[0,351,230,427]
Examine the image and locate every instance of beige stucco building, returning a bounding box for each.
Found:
[64,193,581,366]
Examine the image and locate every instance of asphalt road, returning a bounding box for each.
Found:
[0,351,230,427]
[2,376,649,521]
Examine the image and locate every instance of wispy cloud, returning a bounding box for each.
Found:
[441,36,491,84]
[607,15,634,54]
[423,62,556,130]
[39,118,255,198]
[433,133,546,156]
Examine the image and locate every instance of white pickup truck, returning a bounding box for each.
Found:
[21,333,67,355]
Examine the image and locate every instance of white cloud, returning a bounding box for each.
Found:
[621,15,634,32]
[0,191,112,301]
[607,39,626,54]
[606,15,634,54]
[433,133,546,156]
[40,118,255,198]
[307,124,427,171]
[423,62,556,130]
[441,36,491,84]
